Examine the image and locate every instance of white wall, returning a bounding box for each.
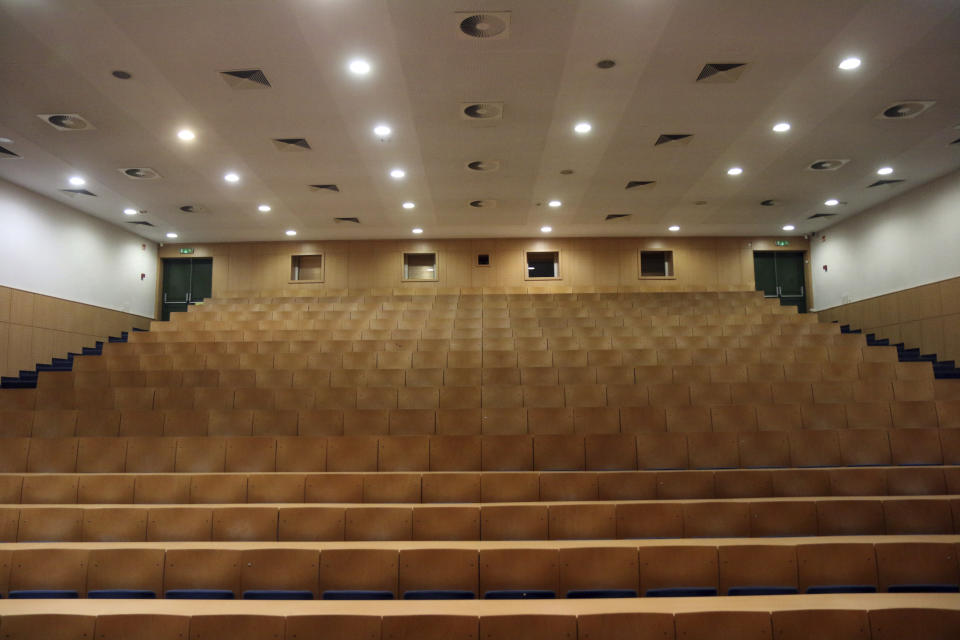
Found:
[811,169,960,311]
[0,178,157,318]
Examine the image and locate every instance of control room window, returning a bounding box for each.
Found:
[639,250,675,279]
[403,252,439,281]
[525,250,561,280]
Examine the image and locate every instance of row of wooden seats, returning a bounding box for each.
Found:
[1,541,956,599]
[1,430,956,473]
[3,497,959,541]
[3,466,956,505]
[1,606,957,640]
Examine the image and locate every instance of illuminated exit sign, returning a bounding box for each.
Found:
[179,248,195,255]
[775,240,790,247]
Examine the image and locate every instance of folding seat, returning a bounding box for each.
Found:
[304,474,362,503]
[479,472,539,503]
[479,548,558,599]
[379,435,429,471]
[772,610,870,640]
[715,470,773,499]
[0,411,33,438]
[939,400,960,430]
[548,504,616,539]
[0,615,96,640]
[164,549,240,599]
[719,545,798,596]
[363,473,421,503]
[8,548,87,597]
[539,472,597,502]
[891,400,940,428]
[656,470,714,500]
[82,507,148,542]
[532,434,585,471]
[638,546,718,597]
[555,547,639,598]
[342,409,390,436]
[0,476,22,506]
[213,507,278,541]
[734,432,788,468]
[749,500,818,537]
[616,503,684,539]
[17,507,82,542]
[421,472,480,503]
[481,505,548,540]
[413,505,480,540]
[296,409,343,437]
[577,613,675,640]
[439,386,481,411]
[193,388,235,412]
[664,406,711,433]
[674,612,771,640]
[883,498,954,534]
[318,548,397,599]
[20,474,77,504]
[817,499,884,535]
[797,543,878,593]
[345,506,411,540]
[836,429,891,466]
[683,502,751,538]
[886,466,946,495]
[526,407,573,435]
[146,507,213,541]
[190,474,247,503]
[174,437,226,472]
[277,507,345,541]
[86,548,163,598]
[119,409,165,437]
[326,436,378,471]
[875,542,960,593]
[31,410,77,437]
[26,437,78,473]
[481,435,533,471]
[687,433,740,470]
[788,431,841,467]
[237,549,319,600]
[225,436,277,472]
[635,432,688,470]
[396,548,478,599]
[94,614,191,640]
[889,428,943,465]
[427,436,481,471]
[285,615,381,640]
[869,609,960,640]
[594,472,653,501]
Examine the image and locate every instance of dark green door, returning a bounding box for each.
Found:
[753,251,807,313]
[161,258,213,321]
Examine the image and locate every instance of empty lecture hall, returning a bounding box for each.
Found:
[2,0,960,638]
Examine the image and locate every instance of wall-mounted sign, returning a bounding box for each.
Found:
[775,240,790,247]
[179,248,195,255]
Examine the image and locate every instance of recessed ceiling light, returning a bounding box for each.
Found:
[877,166,894,175]
[412,227,423,234]
[782,225,795,231]
[166,232,178,239]
[68,176,86,186]
[285,229,297,236]
[573,122,592,134]
[348,59,371,75]
[547,200,562,208]
[838,57,861,70]
[0,137,12,143]
[177,129,195,141]
[727,167,743,176]
[402,201,415,209]
[258,204,271,212]
[123,208,137,216]
[772,122,791,132]
[390,168,406,179]
[668,225,680,232]
[111,70,132,80]
[373,124,392,138]
[224,172,240,183]
[540,226,552,233]
[824,198,839,206]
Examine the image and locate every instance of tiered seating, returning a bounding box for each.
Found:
[1,289,958,637]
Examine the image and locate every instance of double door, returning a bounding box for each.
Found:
[753,251,806,313]
[161,258,212,321]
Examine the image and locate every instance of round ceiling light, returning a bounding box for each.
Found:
[573,122,592,134]
[727,167,743,176]
[838,57,861,70]
[348,59,371,75]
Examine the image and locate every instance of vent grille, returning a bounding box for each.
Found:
[457,12,510,39]
[807,159,850,172]
[654,134,692,146]
[273,138,311,151]
[179,205,209,214]
[625,180,656,190]
[220,69,271,89]
[605,214,632,221]
[119,167,161,180]
[60,188,96,197]
[461,102,503,120]
[0,145,21,159]
[309,184,340,192]
[760,200,779,207]
[807,213,837,219]
[877,101,935,120]
[469,199,497,208]
[127,220,155,227]
[466,160,500,172]
[950,137,960,145]
[37,113,95,131]
[696,63,747,83]
[334,217,360,224]
[867,179,905,188]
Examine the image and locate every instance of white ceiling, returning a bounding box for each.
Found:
[0,0,958,244]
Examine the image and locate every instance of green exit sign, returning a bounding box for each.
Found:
[775,240,790,247]
[179,248,195,255]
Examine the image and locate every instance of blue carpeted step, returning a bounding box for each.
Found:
[935,370,960,379]
[1,378,37,389]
